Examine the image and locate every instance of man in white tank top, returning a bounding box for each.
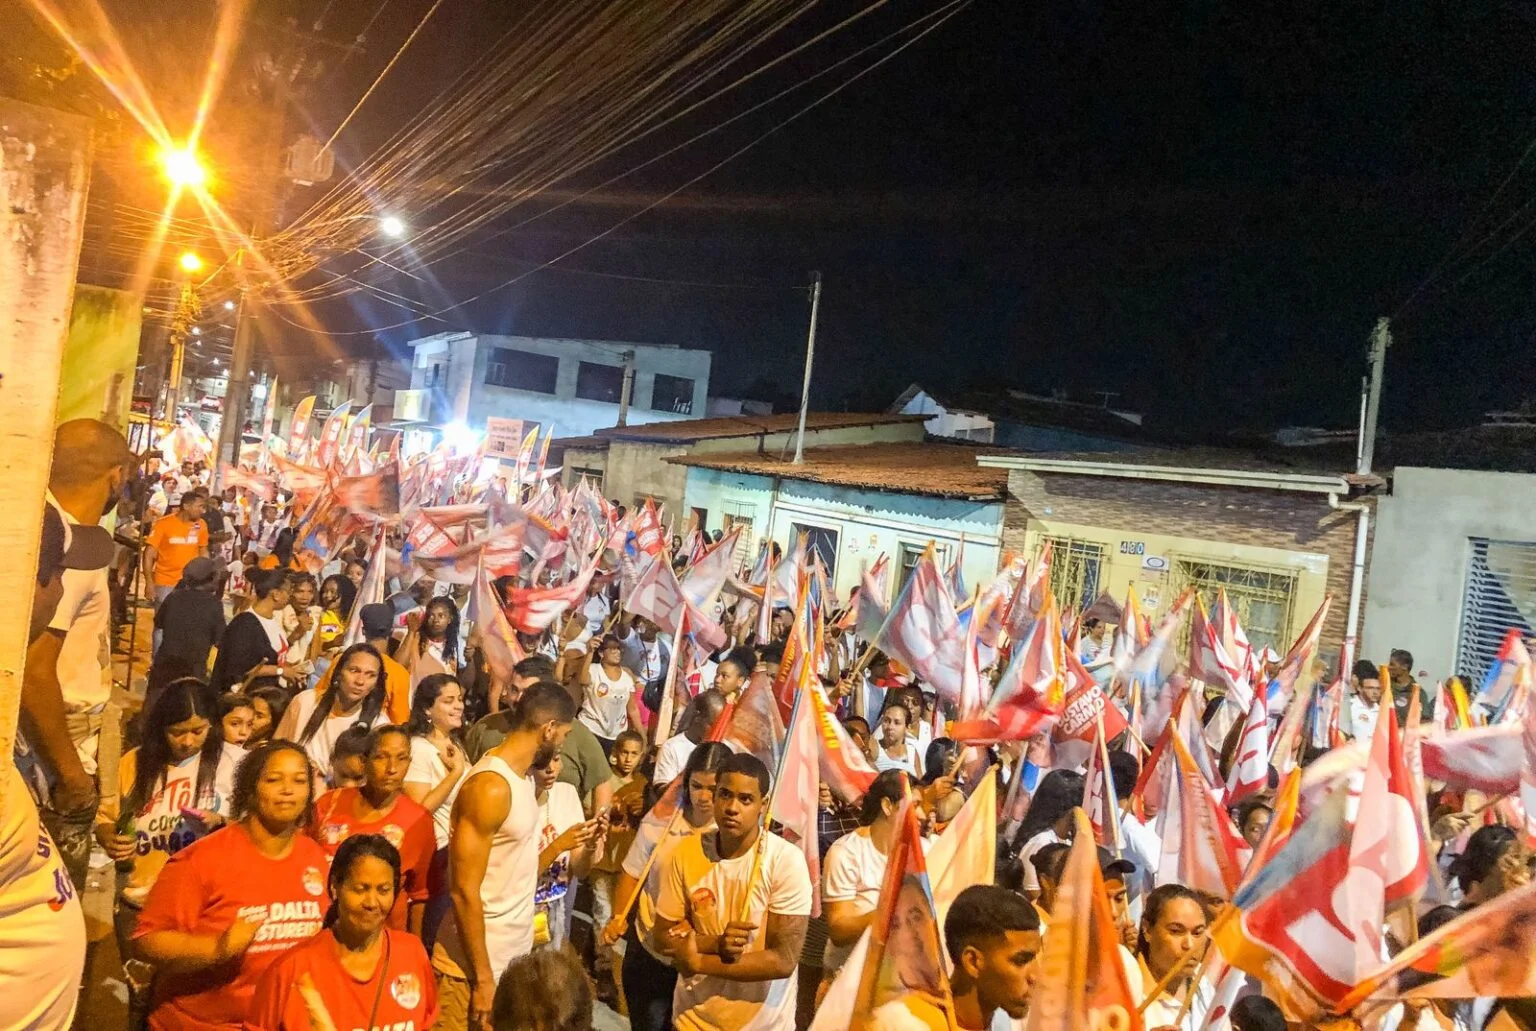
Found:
[433,680,596,1030]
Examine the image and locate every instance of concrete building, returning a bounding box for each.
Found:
[1363,467,1536,684]
[980,450,1370,661]
[669,440,1013,604]
[401,331,712,440]
[557,411,927,522]
[891,384,1148,452]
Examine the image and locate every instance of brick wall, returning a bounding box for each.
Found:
[1005,469,1372,658]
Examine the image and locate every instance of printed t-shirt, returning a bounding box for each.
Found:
[578,664,637,740]
[134,823,329,1030]
[95,748,238,904]
[405,736,461,850]
[247,927,437,1031]
[655,830,813,1030]
[534,782,585,915]
[622,810,711,962]
[310,788,435,929]
[146,513,207,587]
[0,762,86,1031]
[284,691,386,775]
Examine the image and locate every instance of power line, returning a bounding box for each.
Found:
[321,0,451,154]
[277,0,974,338]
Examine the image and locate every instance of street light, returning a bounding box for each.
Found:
[379,215,406,238]
[178,251,204,273]
[223,300,236,311]
[159,145,208,189]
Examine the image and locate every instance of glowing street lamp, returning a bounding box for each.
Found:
[159,145,208,189]
[379,214,406,238]
[178,251,204,273]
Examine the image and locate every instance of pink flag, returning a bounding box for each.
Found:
[340,530,387,649]
[874,544,964,702]
[679,525,742,613]
[811,685,877,803]
[314,401,353,470]
[469,558,526,685]
[709,671,786,773]
[952,593,1066,743]
[1223,688,1270,806]
[632,498,665,556]
[771,682,823,916]
[411,522,527,585]
[1155,730,1247,898]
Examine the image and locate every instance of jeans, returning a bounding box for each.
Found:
[151,585,172,653]
[621,927,679,1031]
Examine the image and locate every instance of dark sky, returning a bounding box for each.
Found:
[20,0,1536,435]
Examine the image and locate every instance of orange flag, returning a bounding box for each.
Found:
[1025,809,1144,1031]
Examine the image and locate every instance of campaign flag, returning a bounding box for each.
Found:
[503,556,600,634]
[850,799,955,1030]
[957,595,996,725]
[314,401,353,469]
[952,592,1067,743]
[532,427,552,485]
[287,394,316,456]
[1340,875,1536,1008]
[975,553,1026,664]
[708,671,787,773]
[771,683,823,916]
[340,529,387,649]
[1477,628,1532,722]
[854,556,891,642]
[1420,723,1522,794]
[1375,673,1431,906]
[811,684,878,803]
[1155,730,1247,899]
[679,525,742,613]
[999,539,1052,650]
[340,403,372,463]
[926,766,997,929]
[632,498,665,557]
[220,464,277,502]
[468,557,526,685]
[1053,650,1129,747]
[1265,594,1332,717]
[1025,810,1144,1031]
[1434,677,1473,734]
[411,522,527,585]
[402,514,457,566]
[1223,688,1270,806]
[771,572,820,724]
[331,464,400,517]
[1521,666,1536,847]
[1082,717,1123,850]
[874,544,965,702]
[944,537,967,606]
[1127,589,1194,738]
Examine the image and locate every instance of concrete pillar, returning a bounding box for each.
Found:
[0,99,93,755]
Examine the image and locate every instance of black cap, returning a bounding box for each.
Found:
[360,602,394,638]
[1097,845,1137,881]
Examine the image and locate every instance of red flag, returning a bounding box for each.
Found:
[1000,539,1051,651]
[708,671,786,773]
[1082,717,1122,850]
[679,524,742,613]
[632,498,665,556]
[503,556,601,634]
[811,685,877,803]
[287,394,316,456]
[469,557,526,686]
[1025,810,1144,1031]
[340,530,387,649]
[314,401,353,469]
[1373,672,1430,907]
[411,522,526,585]
[952,592,1066,743]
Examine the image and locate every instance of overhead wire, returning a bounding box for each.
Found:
[268,0,974,337]
[319,0,451,154]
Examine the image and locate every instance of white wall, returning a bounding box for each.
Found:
[896,388,995,442]
[683,466,1005,605]
[1364,466,1536,681]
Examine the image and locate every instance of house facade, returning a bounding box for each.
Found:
[401,331,712,440]
[557,412,927,522]
[669,440,1012,605]
[1363,467,1536,684]
[981,452,1368,661]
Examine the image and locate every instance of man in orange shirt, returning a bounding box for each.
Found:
[144,487,209,610]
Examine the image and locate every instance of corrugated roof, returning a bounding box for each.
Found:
[666,441,1014,500]
[592,411,926,443]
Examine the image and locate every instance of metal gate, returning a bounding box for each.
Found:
[1457,538,1536,683]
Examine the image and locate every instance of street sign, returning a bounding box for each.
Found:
[485,416,523,459]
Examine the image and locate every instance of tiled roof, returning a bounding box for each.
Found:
[592,412,926,443]
[666,441,1014,500]
[548,434,610,452]
[1015,445,1350,475]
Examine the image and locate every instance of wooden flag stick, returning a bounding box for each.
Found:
[1136,954,1195,1015]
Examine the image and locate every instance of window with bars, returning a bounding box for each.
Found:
[1457,538,1536,684]
[1174,558,1298,655]
[792,522,839,581]
[722,512,755,570]
[1040,535,1106,614]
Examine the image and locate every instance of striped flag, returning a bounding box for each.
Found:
[1477,628,1532,722]
[952,593,1067,743]
[875,543,965,703]
[503,555,600,634]
[1223,688,1270,806]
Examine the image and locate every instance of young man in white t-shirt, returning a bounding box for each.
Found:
[652,752,812,1031]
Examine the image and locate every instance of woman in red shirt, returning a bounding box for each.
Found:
[310,726,435,936]
[133,740,329,1030]
[248,834,437,1031]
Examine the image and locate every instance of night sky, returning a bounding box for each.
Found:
[16,0,1536,435]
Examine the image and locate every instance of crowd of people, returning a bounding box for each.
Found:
[5,415,1536,1031]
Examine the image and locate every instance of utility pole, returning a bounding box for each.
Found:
[792,271,823,464]
[1359,316,1390,476]
[1339,315,1391,671]
[616,349,636,426]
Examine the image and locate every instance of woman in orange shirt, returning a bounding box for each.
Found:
[247,834,437,1031]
